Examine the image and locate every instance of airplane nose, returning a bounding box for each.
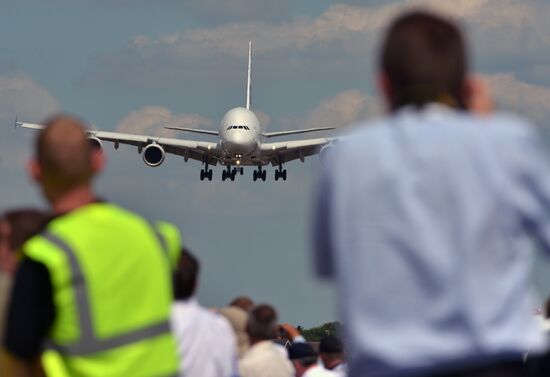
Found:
[224,133,256,155]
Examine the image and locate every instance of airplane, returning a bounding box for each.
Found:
[17,42,336,182]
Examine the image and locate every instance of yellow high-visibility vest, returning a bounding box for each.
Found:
[24,203,181,377]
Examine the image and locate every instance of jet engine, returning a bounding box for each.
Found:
[88,136,103,152]
[142,143,165,167]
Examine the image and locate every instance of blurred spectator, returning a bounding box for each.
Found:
[313,10,550,377]
[239,304,293,377]
[0,209,49,343]
[217,295,254,357]
[220,305,250,357]
[2,115,181,377]
[171,249,238,377]
[288,342,336,377]
[319,335,346,376]
[230,296,255,312]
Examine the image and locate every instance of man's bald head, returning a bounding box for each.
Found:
[34,115,96,195]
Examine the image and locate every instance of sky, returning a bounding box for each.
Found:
[1,0,550,326]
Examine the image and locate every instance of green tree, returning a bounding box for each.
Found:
[300,321,342,342]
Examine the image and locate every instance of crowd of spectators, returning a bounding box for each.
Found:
[170,246,346,377]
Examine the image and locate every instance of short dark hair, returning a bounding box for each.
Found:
[1,209,49,251]
[380,11,468,111]
[295,355,318,368]
[288,342,318,367]
[319,335,344,355]
[173,249,200,300]
[246,304,278,340]
[230,296,254,312]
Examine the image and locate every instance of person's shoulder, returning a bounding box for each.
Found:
[470,112,540,147]
[327,117,390,160]
[304,366,338,377]
[452,110,529,132]
[340,117,391,142]
[198,304,235,331]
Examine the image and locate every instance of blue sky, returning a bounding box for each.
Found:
[1,0,550,326]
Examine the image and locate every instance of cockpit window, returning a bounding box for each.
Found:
[227,125,250,130]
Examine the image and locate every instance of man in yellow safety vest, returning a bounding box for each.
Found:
[1,115,181,377]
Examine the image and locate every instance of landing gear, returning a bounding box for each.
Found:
[274,163,287,181]
[274,170,287,181]
[200,170,213,181]
[222,165,237,181]
[253,166,267,182]
[200,160,213,181]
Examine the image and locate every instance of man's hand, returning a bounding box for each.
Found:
[278,323,302,342]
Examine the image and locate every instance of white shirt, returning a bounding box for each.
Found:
[239,340,294,377]
[330,363,347,377]
[303,365,338,377]
[171,298,238,377]
[314,106,550,377]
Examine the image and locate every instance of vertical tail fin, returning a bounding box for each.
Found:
[246,41,252,110]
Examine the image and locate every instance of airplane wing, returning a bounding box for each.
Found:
[17,121,221,165]
[262,127,335,138]
[260,137,334,165]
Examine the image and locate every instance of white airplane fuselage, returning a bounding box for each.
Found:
[218,107,262,165]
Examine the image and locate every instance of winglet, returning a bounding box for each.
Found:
[14,116,19,129]
[246,41,252,110]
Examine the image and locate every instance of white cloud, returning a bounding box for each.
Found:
[179,0,293,24]
[116,106,214,137]
[129,0,549,58]
[484,73,550,124]
[87,0,550,90]
[0,73,60,121]
[280,89,381,131]
[302,89,381,128]
[0,73,60,170]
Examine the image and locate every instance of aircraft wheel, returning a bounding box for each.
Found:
[222,170,227,181]
[282,170,287,181]
[274,171,279,181]
[200,171,205,181]
[240,167,244,175]
[208,170,213,181]
[253,171,257,181]
[230,174,235,181]
[262,171,267,181]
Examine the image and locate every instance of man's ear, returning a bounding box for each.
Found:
[377,72,393,111]
[27,159,42,183]
[90,150,106,174]
[464,75,493,115]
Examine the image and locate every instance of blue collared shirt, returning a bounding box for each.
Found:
[314,105,550,377]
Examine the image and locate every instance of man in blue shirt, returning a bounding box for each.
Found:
[314,11,550,377]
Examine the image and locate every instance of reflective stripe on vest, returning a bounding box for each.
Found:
[43,230,172,356]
